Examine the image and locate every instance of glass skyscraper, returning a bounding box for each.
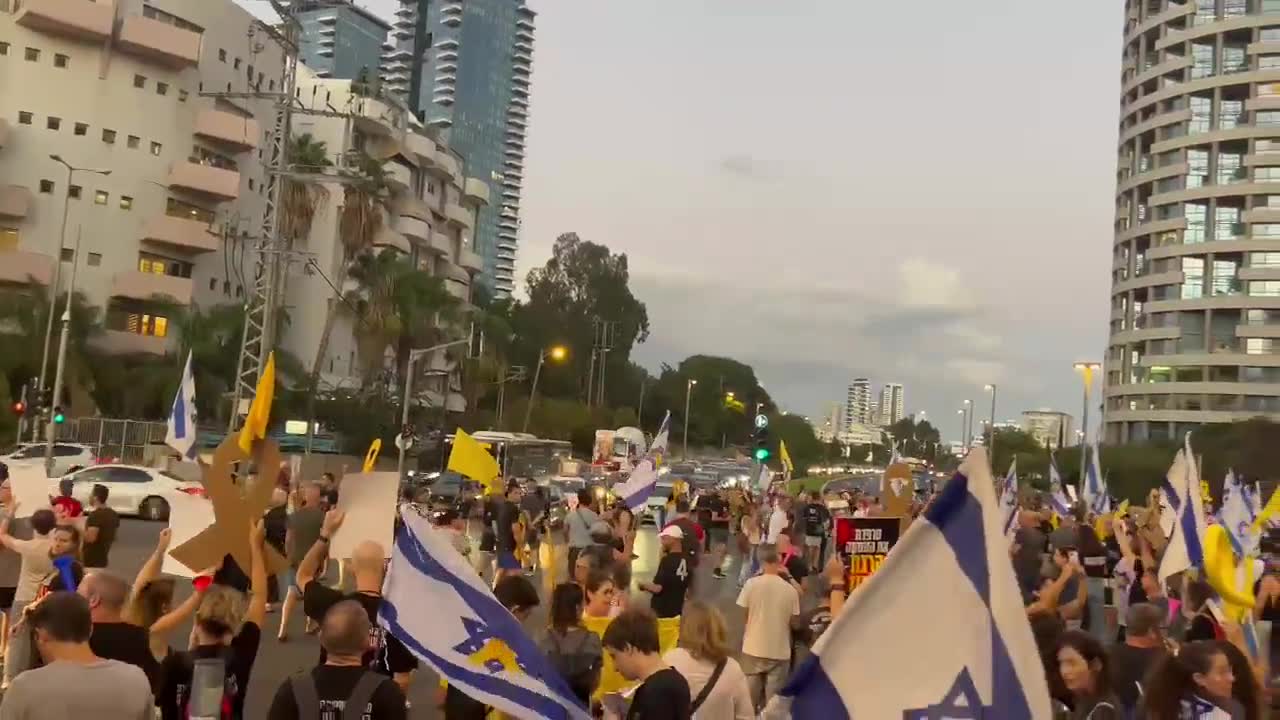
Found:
[293,1,390,82]
[383,0,533,297]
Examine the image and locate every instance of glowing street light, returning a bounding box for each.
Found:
[522,345,569,432]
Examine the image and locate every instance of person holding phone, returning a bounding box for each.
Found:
[1051,547,1088,631]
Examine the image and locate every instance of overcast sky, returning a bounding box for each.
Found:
[245,0,1123,441]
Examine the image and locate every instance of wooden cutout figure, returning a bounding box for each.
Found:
[880,462,915,534]
[168,435,288,576]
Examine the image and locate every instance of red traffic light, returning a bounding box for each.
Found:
[11,401,25,416]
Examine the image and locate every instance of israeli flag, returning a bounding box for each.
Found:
[998,460,1019,541]
[1047,460,1071,518]
[612,412,671,510]
[764,449,1051,718]
[164,351,198,460]
[380,508,590,720]
[756,461,771,492]
[1220,470,1260,558]
[1083,442,1109,516]
[1159,435,1208,585]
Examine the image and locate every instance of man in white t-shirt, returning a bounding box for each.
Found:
[736,543,799,712]
[0,505,56,688]
[765,497,790,545]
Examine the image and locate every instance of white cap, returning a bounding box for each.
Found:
[659,524,684,540]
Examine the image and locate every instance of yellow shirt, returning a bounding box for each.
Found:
[582,613,636,701]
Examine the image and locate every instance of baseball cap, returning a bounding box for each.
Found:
[659,524,684,540]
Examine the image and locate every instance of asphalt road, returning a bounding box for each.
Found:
[99,518,772,719]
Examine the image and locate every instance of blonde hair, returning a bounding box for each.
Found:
[678,600,729,664]
[195,585,247,639]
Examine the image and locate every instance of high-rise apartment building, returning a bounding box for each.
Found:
[1022,410,1075,450]
[878,382,905,426]
[845,378,871,427]
[382,0,534,297]
[293,0,390,81]
[1107,0,1280,443]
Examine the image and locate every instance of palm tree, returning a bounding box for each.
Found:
[280,133,331,243]
[0,287,103,415]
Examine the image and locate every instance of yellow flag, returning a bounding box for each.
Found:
[237,352,275,454]
[779,440,794,474]
[448,428,502,495]
[1253,487,1280,534]
[1116,499,1130,517]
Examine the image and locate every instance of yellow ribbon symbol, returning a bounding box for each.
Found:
[363,439,382,472]
[1203,524,1255,622]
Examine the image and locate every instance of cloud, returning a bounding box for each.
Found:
[718,154,777,181]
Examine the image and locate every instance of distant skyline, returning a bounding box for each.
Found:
[239,0,1122,441]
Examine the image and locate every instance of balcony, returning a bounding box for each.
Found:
[426,231,452,256]
[405,133,436,166]
[394,214,429,242]
[194,109,259,152]
[0,251,54,286]
[445,203,473,231]
[373,226,410,254]
[435,153,460,181]
[442,14,461,27]
[0,185,33,219]
[463,177,490,206]
[141,215,218,254]
[386,162,412,191]
[459,248,483,274]
[117,14,202,69]
[394,195,431,222]
[92,330,168,356]
[353,95,406,137]
[111,271,193,305]
[15,0,114,42]
[168,161,239,201]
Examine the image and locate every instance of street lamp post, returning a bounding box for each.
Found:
[44,226,86,476]
[1073,361,1102,492]
[683,378,697,458]
[522,345,567,433]
[984,383,997,461]
[957,408,966,452]
[962,399,973,449]
[38,155,109,444]
[398,338,470,480]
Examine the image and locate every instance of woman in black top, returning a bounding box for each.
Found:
[1055,631,1122,719]
[157,521,268,720]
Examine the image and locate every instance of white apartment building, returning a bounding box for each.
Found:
[0,0,486,415]
[1021,409,1075,449]
[878,382,904,426]
[844,378,871,428]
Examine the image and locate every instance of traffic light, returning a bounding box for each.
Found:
[752,425,771,462]
[10,400,24,416]
[52,406,65,424]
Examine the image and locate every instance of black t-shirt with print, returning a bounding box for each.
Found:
[91,621,161,693]
[303,583,418,676]
[266,664,407,720]
[627,667,691,720]
[650,551,690,618]
[802,503,830,537]
[158,621,261,720]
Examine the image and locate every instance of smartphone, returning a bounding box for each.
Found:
[1068,550,1080,565]
[600,693,628,718]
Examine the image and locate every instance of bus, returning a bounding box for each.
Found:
[442,431,574,482]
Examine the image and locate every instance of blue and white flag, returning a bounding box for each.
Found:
[756,461,772,492]
[1220,470,1261,558]
[380,508,590,720]
[1083,442,1109,516]
[612,412,671,511]
[998,459,1019,541]
[765,449,1051,718]
[164,351,197,460]
[1159,435,1208,585]
[1047,459,1071,519]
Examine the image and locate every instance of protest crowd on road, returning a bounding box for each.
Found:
[0,424,1278,720]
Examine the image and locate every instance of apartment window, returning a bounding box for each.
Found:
[45,117,60,131]
[166,197,216,225]
[24,48,38,62]
[269,79,275,91]
[17,112,31,125]
[60,248,73,262]
[247,65,254,81]
[68,185,81,199]
[38,180,53,194]
[1250,280,1280,296]
[156,82,168,96]
[87,253,101,267]
[94,190,108,205]
[102,129,116,144]
[1252,252,1280,267]
[119,196,133,210]
[73,122,87,136]
[222,280,230,296]
[53,53,69,69]
[0,42,9,56]
[138,254,192,278]
[233,57,241,69]
[1247,338,1279,354]
[190,146,237,171]
[218,48,226,63]
[248,179,254,191]
[127,135,140,149]
[133,74,146,89]
[0,228,17,250]
[1259,111,1280,127]
[142,5,204,33]
[208,278,216,291]
[178,90,188,102]
[256,72,264,87]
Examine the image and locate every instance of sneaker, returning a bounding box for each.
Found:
[712,569,726,579]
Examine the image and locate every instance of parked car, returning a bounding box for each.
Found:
[56,465,205,521]
[0,443,96,478]
[418,472,483,511]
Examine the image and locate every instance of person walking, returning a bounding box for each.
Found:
[0,592,152,720]
[81,485,119,570]
[736,543,799,711]
[565,489,600,581]
[639,525,690,655]
[537,583,602,707]
[277,483,325,641]
[79,570,160,692]
[267,599,407,719]
[601,608,691,719]
[663,600,753,720]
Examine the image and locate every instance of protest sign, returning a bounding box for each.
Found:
[163,490,217,577]
[835,516,901,591]
[330,471,399,559]
[7,466,52,519]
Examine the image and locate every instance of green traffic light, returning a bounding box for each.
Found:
[53,409,65,424]
[754,448,770,461]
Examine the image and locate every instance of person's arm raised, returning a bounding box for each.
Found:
[124,528,171,624]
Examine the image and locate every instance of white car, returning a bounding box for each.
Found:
[1,443,96,478]
[56,465,205,521]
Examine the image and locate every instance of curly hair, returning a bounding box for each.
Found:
[195,584,247,640]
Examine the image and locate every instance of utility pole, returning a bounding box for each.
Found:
[589,319,616,408]
[44,227,82,476]
[399,339,470,479]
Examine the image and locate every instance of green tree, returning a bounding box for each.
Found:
[281,133,331,243]
[770,413,821,474]
[0,288,103,416]
[646,355,773,449]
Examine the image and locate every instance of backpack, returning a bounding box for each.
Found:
[289,670,386,720]
[542,628,602,702]
[186,654,235,720]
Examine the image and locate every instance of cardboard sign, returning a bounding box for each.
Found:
[835,517,901,591]
[7,465,53,519]
[330,471,399,560]
[162,491,217,577]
